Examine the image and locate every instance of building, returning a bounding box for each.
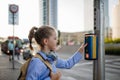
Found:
[112,0,120,39]
[104,0,111,39]
[104,0,109,28]
[60,31,88,45]
[105,27,112,39]
[39,0,58,29]
[84,0,94,31]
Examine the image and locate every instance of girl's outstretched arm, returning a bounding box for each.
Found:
[55,43,87,69]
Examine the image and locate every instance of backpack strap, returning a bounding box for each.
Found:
[18,58,32,80]
[34,53,52,72]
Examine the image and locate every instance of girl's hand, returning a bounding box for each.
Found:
[78,43,88,54]
[50,71,61,80]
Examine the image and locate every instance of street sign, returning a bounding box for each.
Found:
[8,4,19,25]
[9,4,18,13]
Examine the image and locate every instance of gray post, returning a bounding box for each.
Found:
[9,4,18,69]
[93,0,105,80]
[12,13,15,69]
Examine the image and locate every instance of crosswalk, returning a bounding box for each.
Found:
[105,58,120,80]
[60,57,120,80]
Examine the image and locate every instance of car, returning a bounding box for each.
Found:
[1,40,9,55]
[1,39,23,55]
[23,49,33,60]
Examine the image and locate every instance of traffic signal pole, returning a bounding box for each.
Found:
[93,0,105,80]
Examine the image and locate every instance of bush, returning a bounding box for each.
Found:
[105,47,120,55]
[105,38,120,44]
[113,38,120,43]
[105,38,113,43]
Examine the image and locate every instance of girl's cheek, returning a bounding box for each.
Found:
[53,46,57,50]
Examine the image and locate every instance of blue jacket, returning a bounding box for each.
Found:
[26,51,83,80]
[8,42,14,50]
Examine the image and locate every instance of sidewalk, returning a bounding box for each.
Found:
[0,53,22,80]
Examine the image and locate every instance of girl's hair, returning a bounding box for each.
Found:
[28,25,55,50]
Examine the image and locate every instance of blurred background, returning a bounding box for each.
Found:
[0,0,120,80]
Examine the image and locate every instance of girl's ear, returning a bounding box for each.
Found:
[43,38,48,45]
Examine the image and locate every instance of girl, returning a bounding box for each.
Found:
[26,25,87,80]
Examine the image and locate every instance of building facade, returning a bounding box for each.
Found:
[112,0,120,39]
[39,0,57,29]
[60,31,88,45]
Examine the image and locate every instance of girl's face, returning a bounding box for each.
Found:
[46,31,58,51]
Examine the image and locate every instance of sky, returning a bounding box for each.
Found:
[0,0,117,39]
[58,0,84,32]
[0,0,40,39]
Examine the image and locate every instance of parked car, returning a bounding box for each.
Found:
[22,45,39,60]
[22,48,33,60]
[1,39,23,55]
[1,40,9,55]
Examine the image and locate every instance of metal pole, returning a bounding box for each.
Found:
[93,0,105,80]
[12,13,15,69]
[47,0,50,25]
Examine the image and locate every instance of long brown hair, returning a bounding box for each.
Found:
[28,25,55,50]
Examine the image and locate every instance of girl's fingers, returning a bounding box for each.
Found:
[83,43,88,48]
[81,43,88,48]
[81,43,84,46]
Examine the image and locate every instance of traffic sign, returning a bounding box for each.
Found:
[8,4,19,25]
[9,4,18,13]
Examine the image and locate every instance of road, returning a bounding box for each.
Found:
[57,52,120,80]
[15,45,120,80]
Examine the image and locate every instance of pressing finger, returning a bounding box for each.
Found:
[83,43,88,48]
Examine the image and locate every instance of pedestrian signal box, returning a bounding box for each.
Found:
[85,34,98,60]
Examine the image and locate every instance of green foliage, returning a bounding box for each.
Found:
[113,38,120,43]
[104,38,113,43]
[105,47,120,55]
[105,38,120,44]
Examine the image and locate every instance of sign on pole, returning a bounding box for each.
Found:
[9,4,19,25]
[8,4,19,69]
